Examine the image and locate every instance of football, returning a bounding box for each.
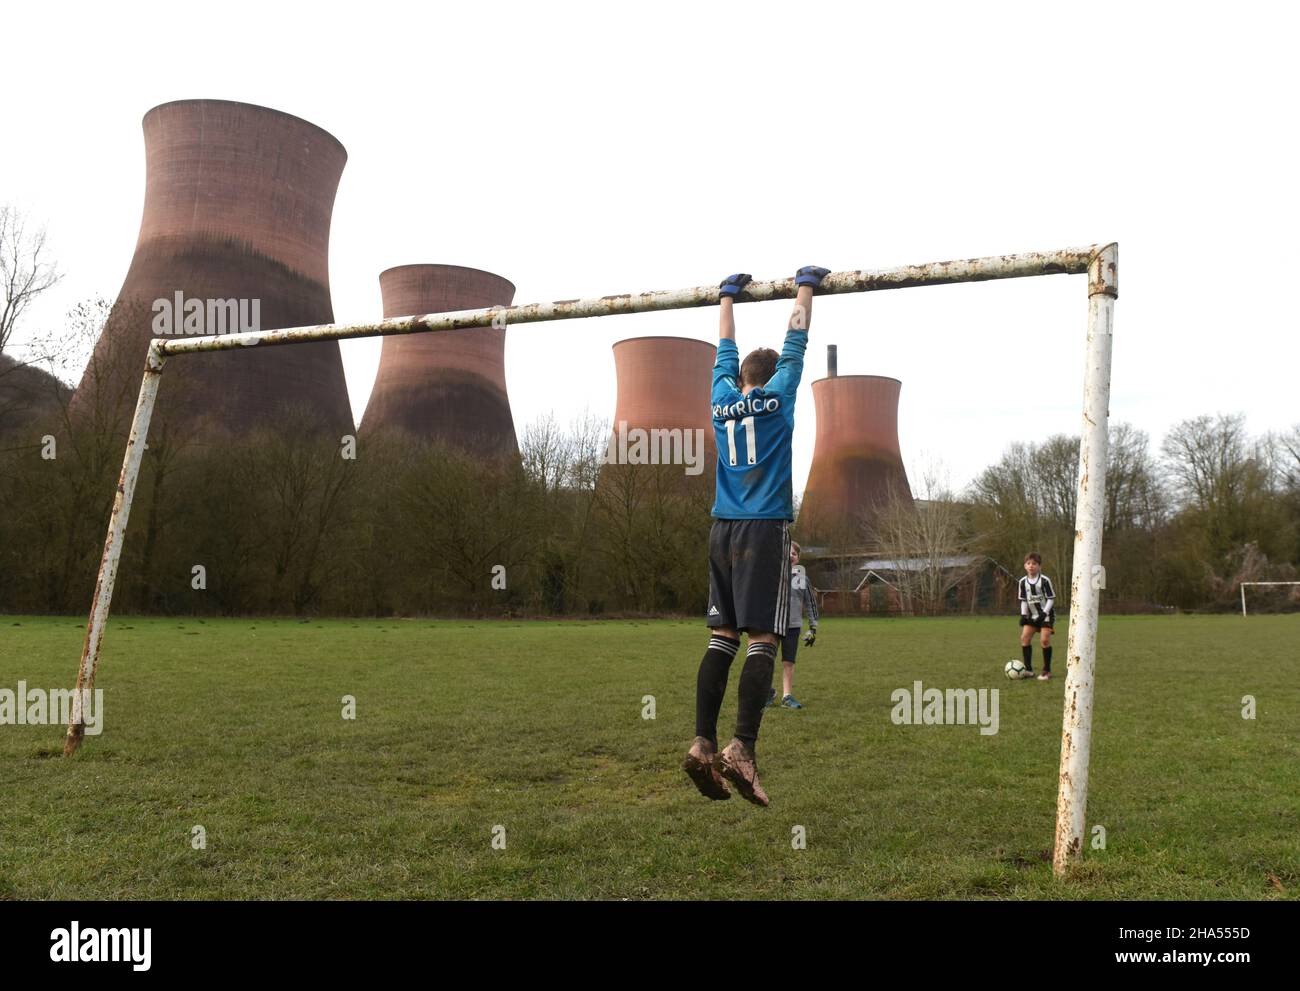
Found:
[1005,659,1027,680]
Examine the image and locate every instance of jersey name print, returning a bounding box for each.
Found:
[710,328,807,520]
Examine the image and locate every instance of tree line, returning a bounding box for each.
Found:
[0,297,714,616]
[853,418,1300,615]
[1,293,1297,618]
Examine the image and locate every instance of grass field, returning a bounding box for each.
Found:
[1,613,1296,900]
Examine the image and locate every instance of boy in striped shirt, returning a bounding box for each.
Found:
[1018,552,1056,681]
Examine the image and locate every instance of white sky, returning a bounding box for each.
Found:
[3,0,1297,496]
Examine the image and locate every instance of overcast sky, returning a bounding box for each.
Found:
[3,0,1296,495]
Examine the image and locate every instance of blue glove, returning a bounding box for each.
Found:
[719,273,752,299]
[795,266,831,288]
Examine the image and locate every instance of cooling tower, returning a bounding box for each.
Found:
[599,336,717,486]
[611,336,716,444]
[73,99,352,435]
[799,370,912,543]
[361,265,517,453]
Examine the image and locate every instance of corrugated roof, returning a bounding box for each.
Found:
[858,556,983,571]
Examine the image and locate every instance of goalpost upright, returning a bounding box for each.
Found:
[62,243,1119,878]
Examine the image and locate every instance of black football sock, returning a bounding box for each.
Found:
[1022,644,1033,671]
[735,641,778,750]
[1043,646,1053,673]
[695,635,741,747]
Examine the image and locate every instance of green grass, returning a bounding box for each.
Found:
[1,614,1296,900]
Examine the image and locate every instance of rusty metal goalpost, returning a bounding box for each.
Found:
[63,242,1118,877]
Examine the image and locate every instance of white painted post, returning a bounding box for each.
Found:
[155,248,1102,358]
[1053,244,1119,874]
[64,344,166,755]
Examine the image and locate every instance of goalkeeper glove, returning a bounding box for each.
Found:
[719,273,752,299]
[803,628,817,647]
[795,265,831,288]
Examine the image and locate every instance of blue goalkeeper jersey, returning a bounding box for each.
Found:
[710,328,807,520]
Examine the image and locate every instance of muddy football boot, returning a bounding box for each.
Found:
[683,736,730,800]
[718,738,770,807]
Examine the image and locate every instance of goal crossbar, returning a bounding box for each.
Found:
[156,246,1101,357]
[1240,581,1300,616]
[63,242,1119,880]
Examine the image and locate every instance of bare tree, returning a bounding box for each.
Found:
[1161,413,1253,516]
[0,205,62,355]
[966,423,1168,607]
[0,210,67,430]
[553,410,611,612]
[1035,435,1079,526]
[519,411,569,495]
[1158,412,1298,606]
[840,532,870,614]
[1279,425,1300,489]
[1106,423,1166,531]
[0,300,144,610]
[874,462,975,615]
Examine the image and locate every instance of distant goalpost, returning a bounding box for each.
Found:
[1240,582,1300,616]
[63,243,1118,878]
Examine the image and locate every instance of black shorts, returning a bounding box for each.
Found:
[706,518,792,635]
[1020,610,1056,631]
[781,628,801,663]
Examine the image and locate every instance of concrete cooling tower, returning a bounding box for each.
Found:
[799,357,912,543]
[73,99,352,435]
[606,336,717,476]
[360,265,517,454]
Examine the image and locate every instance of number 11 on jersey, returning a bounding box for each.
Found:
[725,416,757,466]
